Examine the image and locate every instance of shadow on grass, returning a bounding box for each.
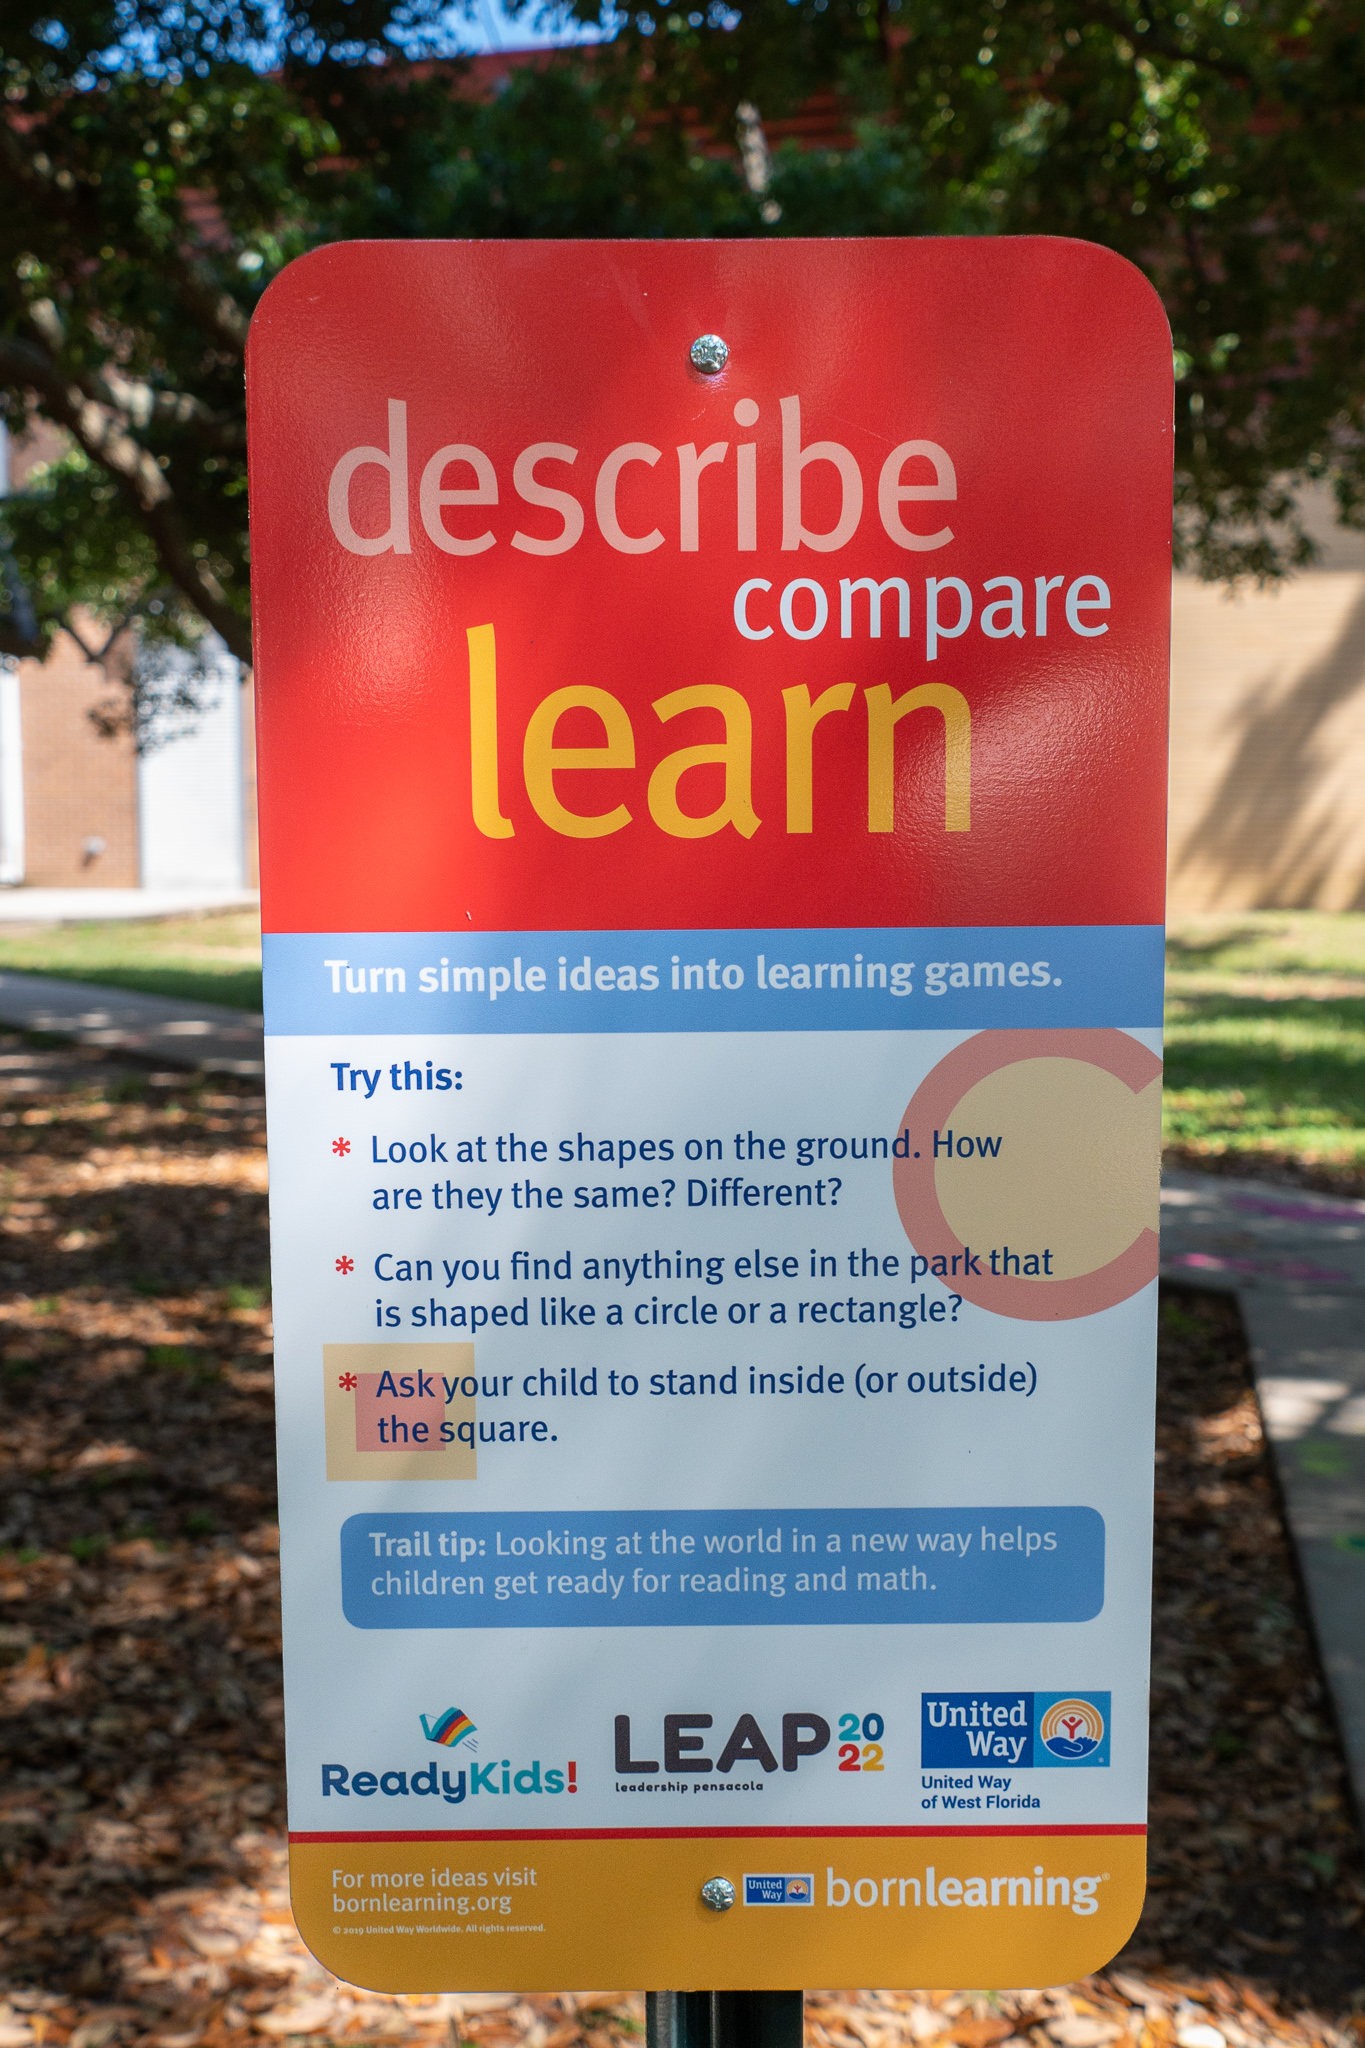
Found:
[0,960,263,1011]
[1165,993,1365,1129]
[1165,926,1281,971]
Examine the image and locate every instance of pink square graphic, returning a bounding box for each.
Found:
[352,1372,446,1453]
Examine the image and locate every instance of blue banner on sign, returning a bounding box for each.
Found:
[263,925,1163,1036]
[339,1507,1104,1629]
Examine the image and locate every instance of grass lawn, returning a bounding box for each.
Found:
[1164,910,1365,1185]
[0,906,263,1011]
[0,904,1362,1187]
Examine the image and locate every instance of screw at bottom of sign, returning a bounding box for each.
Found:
[700,1876,735,1912]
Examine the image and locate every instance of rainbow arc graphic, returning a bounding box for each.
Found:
[421,1707,476,1748]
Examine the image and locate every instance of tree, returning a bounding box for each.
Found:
[2,0,1363,676]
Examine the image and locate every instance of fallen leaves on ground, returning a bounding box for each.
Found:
[1,1056,1362,2048]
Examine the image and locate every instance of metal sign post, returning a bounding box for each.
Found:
[246,236,1170,1995]
[647,1992,804,2048]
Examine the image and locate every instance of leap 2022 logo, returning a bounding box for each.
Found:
[921,1693,1110,1768]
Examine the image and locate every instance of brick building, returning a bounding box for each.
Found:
[0,624,257,893]
[0,423,257,894]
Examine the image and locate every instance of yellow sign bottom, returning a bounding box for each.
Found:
[291,1830,1147,1991]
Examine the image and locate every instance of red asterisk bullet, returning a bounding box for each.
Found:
[338,1371,358,1391]
[335,1256,354,1274]
[332,1138,351,1156]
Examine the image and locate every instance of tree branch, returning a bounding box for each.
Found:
[0,118,252,361]
[1072,2,1253,88]
[0,333,252,664]
[102,367,247,450]
[161,255,252,356]
[61,603,142,666]
[21,302,245,450]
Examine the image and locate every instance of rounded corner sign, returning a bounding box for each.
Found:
[247,235,1169,1993]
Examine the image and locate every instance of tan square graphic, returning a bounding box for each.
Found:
[324,1344,477,1480]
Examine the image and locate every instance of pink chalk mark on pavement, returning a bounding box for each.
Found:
[1168,1251,1350,1283]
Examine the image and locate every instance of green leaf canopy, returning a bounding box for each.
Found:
[2,0,1363,663]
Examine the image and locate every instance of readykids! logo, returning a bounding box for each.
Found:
[318,1700,576,1807]
[921,1691,1110,1768]
[322,1751,577,1804]
[421,1707,477,1751]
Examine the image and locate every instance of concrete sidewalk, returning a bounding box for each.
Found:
[1162,1169,1365,1815]
[0,968,263,1075]
[0,886,257,924]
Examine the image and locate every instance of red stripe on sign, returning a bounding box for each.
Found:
[290,1824,1147,1845]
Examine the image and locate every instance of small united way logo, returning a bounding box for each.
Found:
[744,1874,814,1906]
[1039,1697,1105,1761]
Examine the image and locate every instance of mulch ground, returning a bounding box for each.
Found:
[2,1042,1363,2048]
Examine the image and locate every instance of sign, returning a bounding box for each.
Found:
[246,236,1170,1992]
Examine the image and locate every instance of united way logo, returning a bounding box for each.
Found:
[1038,1695,1106,1762]
[920,1690,1110,1768]
[744,1874,814,1905]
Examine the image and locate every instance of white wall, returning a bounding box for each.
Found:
[137,640,246,889]
[1168,492,1365,913]
[0,665,23,885]
[0,422,23,886]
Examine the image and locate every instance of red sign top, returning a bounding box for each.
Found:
[246,237,1171,935]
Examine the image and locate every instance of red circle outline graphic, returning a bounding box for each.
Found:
[892,1029,1162,1321]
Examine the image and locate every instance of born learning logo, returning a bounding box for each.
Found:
[920,1692,1110,1769]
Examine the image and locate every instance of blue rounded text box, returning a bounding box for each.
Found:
[340,1506,1104,1629]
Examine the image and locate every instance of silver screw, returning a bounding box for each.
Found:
[689,334,729,376]
[700,1875,735,1912]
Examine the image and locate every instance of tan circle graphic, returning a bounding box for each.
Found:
[893,1030,1163,1320]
